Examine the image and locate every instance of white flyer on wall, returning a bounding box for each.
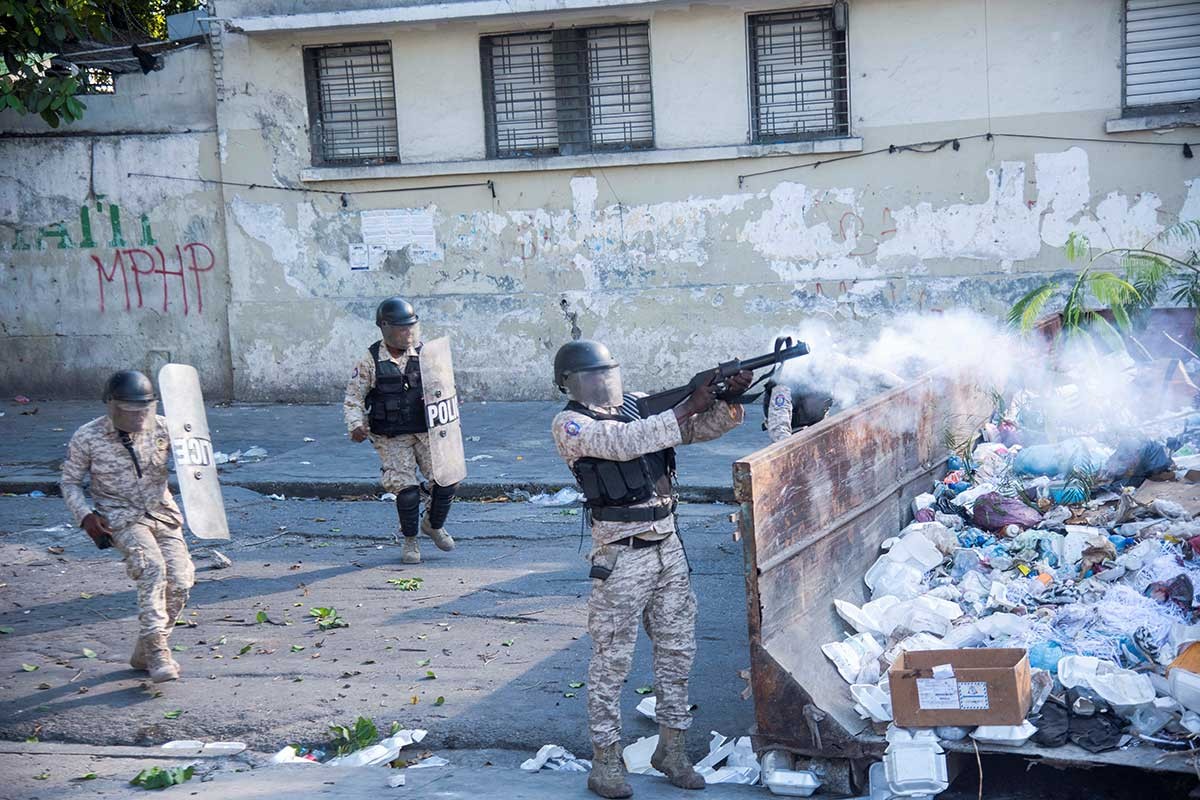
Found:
[348,243,387,271]
[361,208,441,263]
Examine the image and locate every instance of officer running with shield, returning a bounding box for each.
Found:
[60,371,196,683]
[345,297,464,564]
[551,340,752,799]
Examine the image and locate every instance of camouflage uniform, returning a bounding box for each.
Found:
[766,384,794,443]
[343,343,432,489]
[552,400,743,748]
[60,416,195,639]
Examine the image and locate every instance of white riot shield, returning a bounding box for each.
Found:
[158,364,230,539]
[420,337,467,486]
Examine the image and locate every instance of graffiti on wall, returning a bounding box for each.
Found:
[7,198,217,315]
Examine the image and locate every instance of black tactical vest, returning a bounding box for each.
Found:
[365,341,428,436]
[565,400,676,522]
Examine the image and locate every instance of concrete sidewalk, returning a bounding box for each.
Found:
[0,399,766,502]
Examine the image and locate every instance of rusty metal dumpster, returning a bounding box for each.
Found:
[733,362,1199,777]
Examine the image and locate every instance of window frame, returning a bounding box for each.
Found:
[479,22,656,160]
[1120,0,1200,117]
[746,5,851,145]
[302,40,401,168]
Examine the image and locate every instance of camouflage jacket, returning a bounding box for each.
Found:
[60,415,182,532]
[552,398,743,546]
[766,384,794,443]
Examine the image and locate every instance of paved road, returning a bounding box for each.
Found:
[0,398,768,501]
[0,490,753,757]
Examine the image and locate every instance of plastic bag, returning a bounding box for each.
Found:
[971,493,1042,532]
[821,633,883,684]
[864,558,927,601]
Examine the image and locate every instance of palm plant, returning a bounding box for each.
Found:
[1009,221,1200,346]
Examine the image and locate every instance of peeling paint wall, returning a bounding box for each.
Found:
[212,0,1197,401]
[2,0,1196,402]
[0,49,232,400]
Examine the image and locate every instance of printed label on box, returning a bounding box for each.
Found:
[916,677,960,710]
[958,681,990,710]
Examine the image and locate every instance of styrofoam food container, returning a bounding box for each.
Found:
[970,720,1038,747]
[764,769,822,797]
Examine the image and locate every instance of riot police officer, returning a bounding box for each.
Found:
[60,370,195,683]
[550,340,751,799]
[344,297,457,564]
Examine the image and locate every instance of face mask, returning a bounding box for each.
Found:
[108,400,155,433]
[566,366,624,409]
[381,322,420,352]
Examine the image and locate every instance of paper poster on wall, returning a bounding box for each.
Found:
[361,208,441,263]
[348,243,387,271]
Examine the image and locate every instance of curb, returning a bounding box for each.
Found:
[0,478,736,505]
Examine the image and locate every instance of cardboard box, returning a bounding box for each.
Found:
[889,648,1032,727]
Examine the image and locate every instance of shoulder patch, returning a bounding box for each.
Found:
[774,393,789,408]
[564,420,582,437]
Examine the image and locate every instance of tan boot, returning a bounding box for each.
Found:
[651,727,705,790]
[144,634,180,683]
[400,536,421,564]
[588,742,633,799]
[132,637,181,672]
[421,515,455,552]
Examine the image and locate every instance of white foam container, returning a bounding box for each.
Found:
[764,769,822,797]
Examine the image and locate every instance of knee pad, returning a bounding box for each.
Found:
[396,485,421,537]
[428,482,457,529]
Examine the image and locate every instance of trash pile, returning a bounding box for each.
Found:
[822,373,1200,785]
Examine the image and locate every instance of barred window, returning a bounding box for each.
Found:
[748,7,849,143]
[1123,0,1200,110]
[481,24,654,159]
[303,42,399,166]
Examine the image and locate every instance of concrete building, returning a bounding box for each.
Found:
[2,0,1198,401]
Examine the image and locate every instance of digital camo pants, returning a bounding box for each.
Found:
[113,518,195,639]
[370,432,432,491]
[587,533,697,748]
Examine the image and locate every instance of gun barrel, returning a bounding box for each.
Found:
[736,342,810,373]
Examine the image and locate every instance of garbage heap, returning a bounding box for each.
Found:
[822,380,1200,783]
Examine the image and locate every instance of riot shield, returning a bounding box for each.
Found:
[419,337,467,486]
[158,364,230,539]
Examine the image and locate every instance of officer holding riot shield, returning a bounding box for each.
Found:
[550,341,751,799]
[60,370,195,683]
[344,297,465,565]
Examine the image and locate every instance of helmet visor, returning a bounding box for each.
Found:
[566,366,624,409]
[381,322,420,352]
[108,400,156,433]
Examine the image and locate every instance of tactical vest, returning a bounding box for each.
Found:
[365,341,428,436]
[565,400,677,523]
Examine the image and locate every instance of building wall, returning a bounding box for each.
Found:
[212,0,1198,401]
[2,0,1197,402]
[0,48,232,400]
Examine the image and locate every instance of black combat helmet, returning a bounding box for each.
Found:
[376,297,418,327]
[102,370,156,403]
[553,340,618,393]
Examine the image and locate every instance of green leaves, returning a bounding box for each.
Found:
[309,607,349,631]
[434,696,445,706]
[329,716,379,757]
[1064,231,1091,262]
[290,644,305,653]
[1007,282,1057,332]
[635,686,654,695]
[21,663,38,672]
[387,577,423,591]
[255,611,269,625]
[163,709,182,719]
[130,765,194,790]
[238,643,253,656]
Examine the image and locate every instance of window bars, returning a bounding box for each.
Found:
[1123,0,1200,109]
[304,42,400,166]
[481,23,654,158]
[748,7,849,143]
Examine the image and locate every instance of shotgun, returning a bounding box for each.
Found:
[636,338,811,418]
